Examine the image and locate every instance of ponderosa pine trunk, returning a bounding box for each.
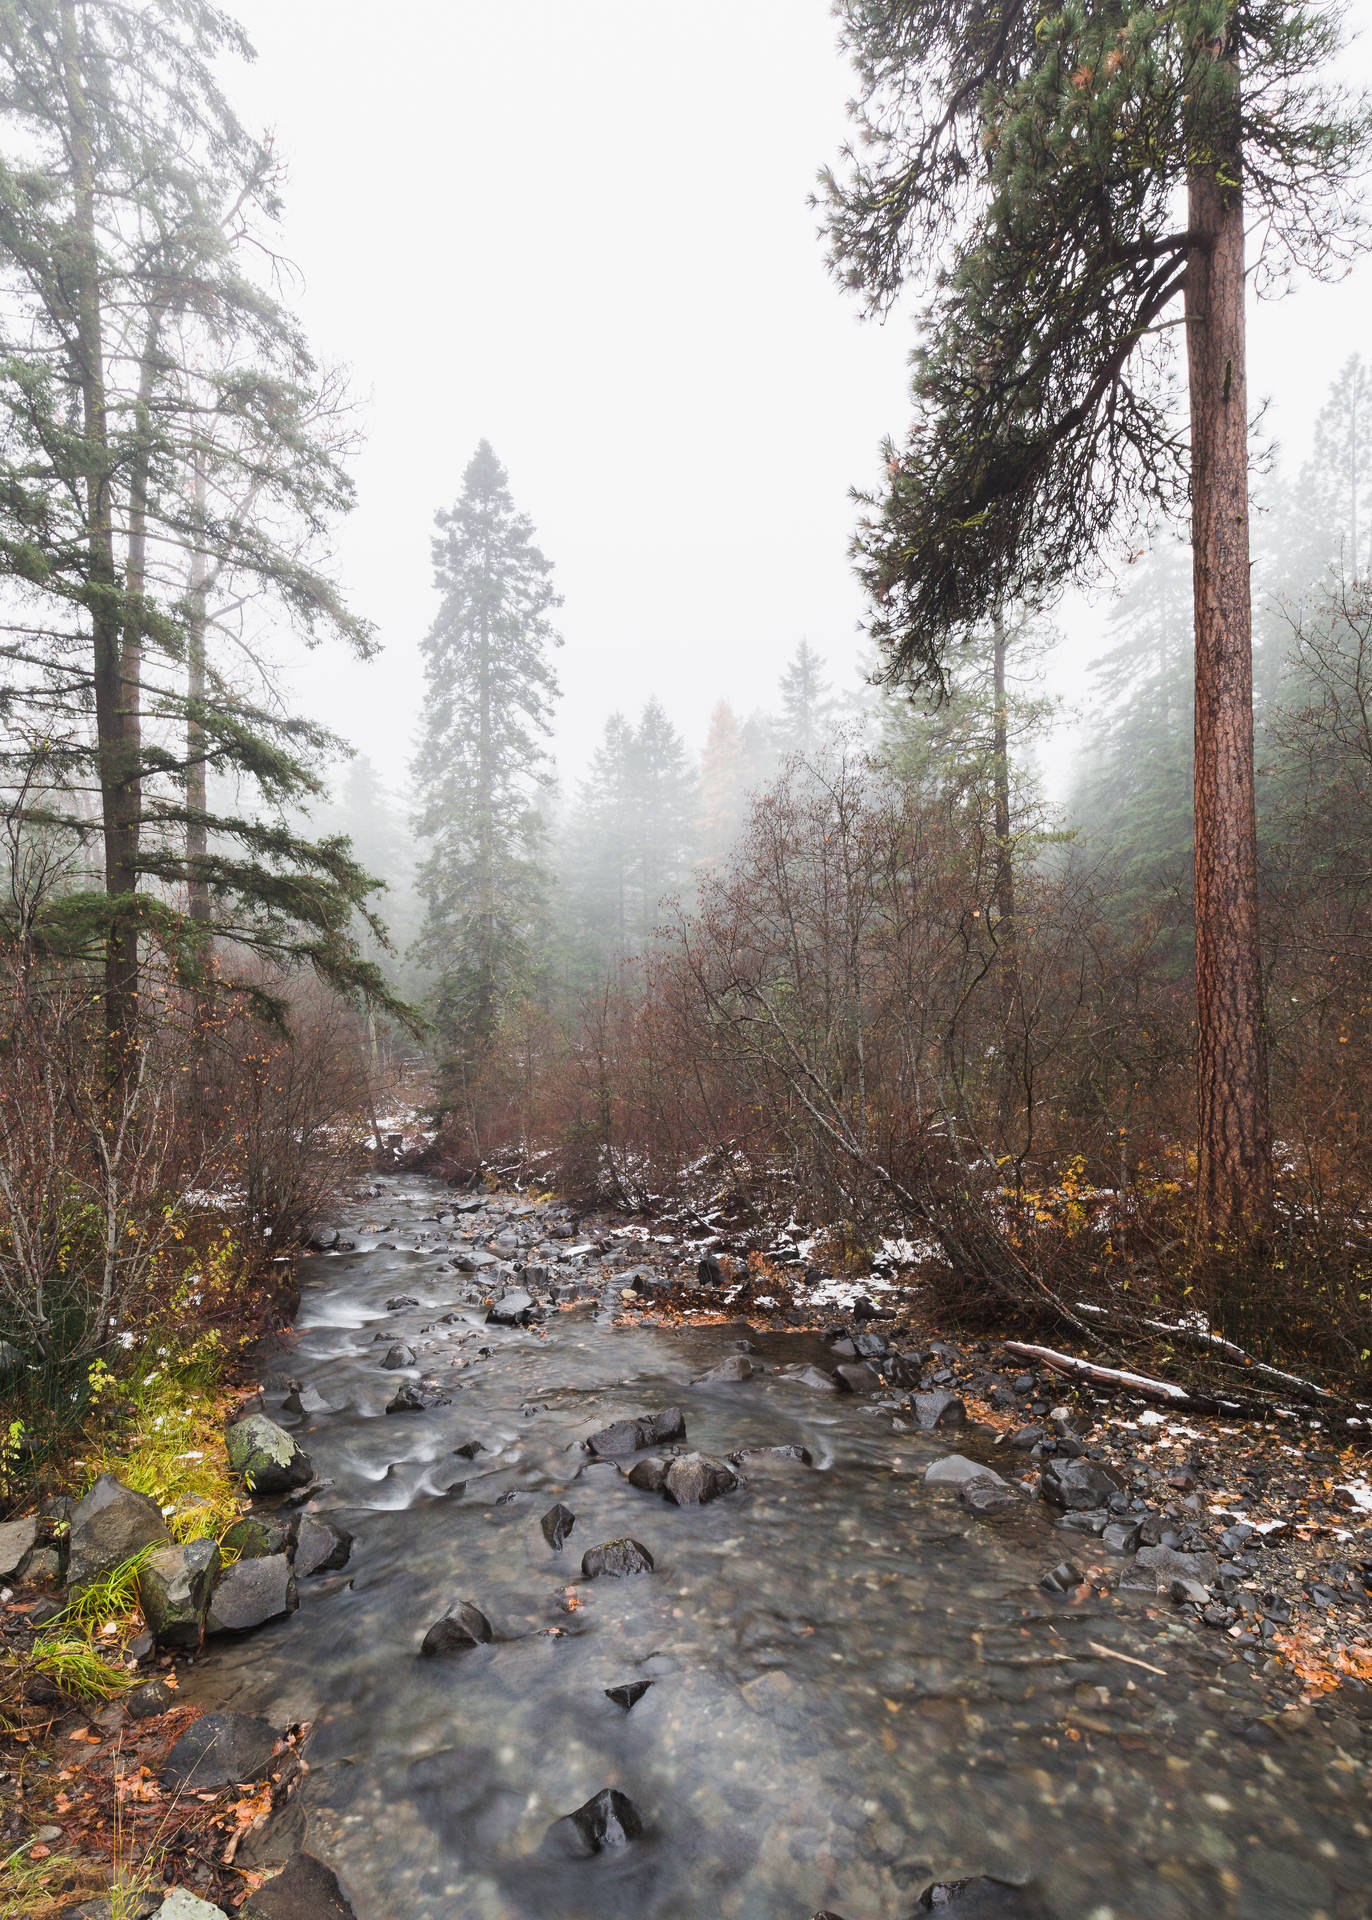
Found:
[61,0,138,1077]
[1184,32,1274,1243]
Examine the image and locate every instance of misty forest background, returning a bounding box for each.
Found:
[2,0,1372,1444]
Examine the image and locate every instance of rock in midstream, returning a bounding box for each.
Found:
[581,1537,654,1578]
[420,1600,493,1654]
[546,1785,645,1856]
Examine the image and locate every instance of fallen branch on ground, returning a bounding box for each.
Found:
[1002,1340,1242,1413]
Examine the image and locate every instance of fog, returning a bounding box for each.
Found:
[223,0,1372,800]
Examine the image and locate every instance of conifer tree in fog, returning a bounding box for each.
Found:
[412,444,561,1097]
[775,640,835,756]
[824,0,1372,1243]
[1070,543,1194,937]
[1296,357,1372,582]
[559,699,697,979]
[697,701,753,869]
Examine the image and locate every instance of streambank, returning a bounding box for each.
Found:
[149,1171,1372,1919]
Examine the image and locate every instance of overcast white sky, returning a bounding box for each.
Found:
[225,0,1372,800]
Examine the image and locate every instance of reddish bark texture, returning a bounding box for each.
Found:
[1185,76,1274,1242]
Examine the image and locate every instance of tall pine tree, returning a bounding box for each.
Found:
[412,443,561,1100]
[823,0,1372,1242]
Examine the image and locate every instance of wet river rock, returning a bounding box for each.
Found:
[1039,1456,1125,1511]
[912,1389,967,1430]
[605,1679,653,1710]
[292,1514,352,1577]
[914,1874,1056,1917]
[662,1450,739,1507]
[420,1600,493,1654]
[581,1536,654,1578]
[225,1414,314,1494]
[695,1353,755,1384]
[585,1406,687,1457]
[239,1851,357,1920]
[161,1710,279,1791]
[539,1502,576,1549]
[136,1537,220,1649]
[546,1785,645,1856]
[220,1514,294,1561]
[207,1553,298,1635]
[66,1473,170,1590]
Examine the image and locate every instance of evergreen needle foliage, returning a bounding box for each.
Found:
[411,442,563,1105]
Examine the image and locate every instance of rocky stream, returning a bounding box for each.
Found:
[179,1174,1372,1920]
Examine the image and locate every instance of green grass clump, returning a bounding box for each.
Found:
[81,1333,242,1545]
[0,1840,90,1920]
[58,1550,151,1635]
[27,1634,132,1701]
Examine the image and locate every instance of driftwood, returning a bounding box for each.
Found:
[1002,1340,1239,1414]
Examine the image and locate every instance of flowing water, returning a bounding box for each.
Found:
[189,1176,1372,1920]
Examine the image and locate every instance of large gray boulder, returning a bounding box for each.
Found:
[225,1414,313,1494]
[0,1515,38,1581]
[206,1552,298,1634]
[1040,1456,1125,1511]
[161,1711,279,1791]
[67,1474,170,1590]
[136,1538,220,1649]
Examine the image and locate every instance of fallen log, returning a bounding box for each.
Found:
[1002,1341,1241,1414]
[1138,1319,1332,1405]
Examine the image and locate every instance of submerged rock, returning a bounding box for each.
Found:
[161,1711,278,1791]
[695,1354,754,1383]
[960,1479,1022,1518]
[780,1363,840,1393]
[729,1444,812,1473]
[581,1537,654,1578]
[385,1294,419,1311]
[924,1455,1007,1490]
[66,1474,170,1590]
[207,1553,298,1635]
[586,1407,687,1457]
[280,1385,330,1420]
[914,1875,1054,1916]
[539,1503,576,1550]
[546,1785,645,1856]
[1040,1560,1085,1594]
[136,1538,220,1649]
[420,1600,493,1654]
[225,1415,313,1494]
[1119,1542,1220,1595]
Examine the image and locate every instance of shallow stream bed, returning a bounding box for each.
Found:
[188,1177,1372,1919]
